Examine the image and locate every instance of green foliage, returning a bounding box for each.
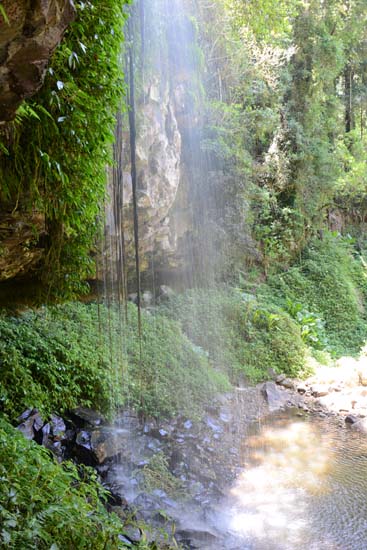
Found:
[141,453,185,499]
[285,299,327,349]
[122,305,230,419]
[162,287,307,382]
[0,302,229,422]
[0,418,130,549]
[222,0,298,42]
[0,0,130,299]
[0,303,125,420]
[265,234,367,356]
[0,3,9,25]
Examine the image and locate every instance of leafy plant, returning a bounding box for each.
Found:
[0,418,130,549]
[141,453,185,499]
[162,286,308,383]
[266,233,367,356]
[0,301,229,422]
[286,299,328,349]
[0,0,130,299]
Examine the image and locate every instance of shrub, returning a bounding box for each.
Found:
[122,304,230,419]
[0,418,130,549]
[0,303,125,420]
[0,302,229,422]
[265,234,367,356]
[162,287,308,382]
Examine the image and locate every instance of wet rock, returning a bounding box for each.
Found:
[141,290,153,307]
[128,293,138,304]
[147,426,172,440]
[32,411,44,432]
[176,528,220,548]
[118,534,134,546]
[0,0,76,122]
[280,378,295,390]
[296,383,308,394]
[311,384,330,398]
[17,409,43,440]
[267,367,277,379]
[124,526,142,543]
[71,407,106,427]
[219,410,232,423]
[76,430,92,449]
[351,418,367,433]
[157,285,175,302]
[205,417,223,433]
[50,414,66,438]
[90,430,125,464]
[17,417,35,440]
[16,408,33,423]
[108,491,128,508]
[261,381,288,412]
[345,414,359,424]
[275,374,286,384]
[42,422,51,446]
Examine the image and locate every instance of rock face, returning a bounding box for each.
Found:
[107,77,185,273]
[0,0,76,122]
[135,79,182,259]
[0,210,46,281]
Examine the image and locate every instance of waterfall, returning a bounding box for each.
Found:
[104,0,224,298]
[101,1,238,546]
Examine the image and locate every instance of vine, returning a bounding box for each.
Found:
[0,0,131,299]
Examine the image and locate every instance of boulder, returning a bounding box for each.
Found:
[70,407,106,427]
[176,528,220,547]
[261,381,288,412]
[351,418,367,434]
[279,378,295,390]
[50,414,66,438]
[345,414,359,424]
[17,409,43,440]
[296,382,308,394]
[157,285,175,302]
[311,384,330,398]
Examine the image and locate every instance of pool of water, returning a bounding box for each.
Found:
[108,404,367,549]
[207,412,367,550]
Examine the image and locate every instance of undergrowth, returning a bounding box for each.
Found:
[0,418,133,549]
[0,302,229,422]
[263,234,367,356]
[0,0,130,299]
[162,287,308,382]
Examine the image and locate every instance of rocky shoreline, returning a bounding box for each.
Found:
[271,356,367,431]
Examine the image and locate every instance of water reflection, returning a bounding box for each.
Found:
[217,413,367,550]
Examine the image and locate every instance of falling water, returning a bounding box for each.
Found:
[100,1,367,549]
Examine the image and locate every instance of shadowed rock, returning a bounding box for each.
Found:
[0,0,76,122]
